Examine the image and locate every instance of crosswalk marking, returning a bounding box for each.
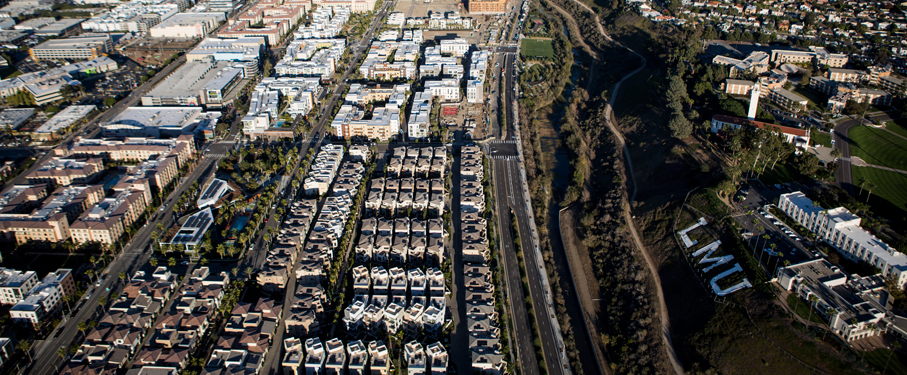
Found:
[488,140,516,144]
[490,155,518,160]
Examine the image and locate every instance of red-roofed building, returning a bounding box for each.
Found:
[710,114,810,149]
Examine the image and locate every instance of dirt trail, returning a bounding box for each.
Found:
[546,1,685,374]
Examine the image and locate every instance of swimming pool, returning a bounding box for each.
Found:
[229,214,250,234]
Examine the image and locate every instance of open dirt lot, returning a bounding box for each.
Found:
[393,0,462,18]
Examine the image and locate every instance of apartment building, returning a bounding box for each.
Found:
[25,157,104,186]
[149,12,225,38]
[70,184,150,245]
[724,79,754,95]
[275,38,345,77]
[770,47,847,68]
[65,135,196,168]
[304,144,345,196]
[0,268,38,305]
[467,0,508,14]
[779,192,907,287]
[9,269,74,325]
[711,51,769,77]
[768,87,808,112]
[0,184,104,245]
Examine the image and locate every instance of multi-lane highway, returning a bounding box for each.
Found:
[487,48,568,375]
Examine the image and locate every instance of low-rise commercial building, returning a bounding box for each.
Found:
[29,33,112,61]
[101,107,221,138]
[142,60,245,108]
[31,105,95,141]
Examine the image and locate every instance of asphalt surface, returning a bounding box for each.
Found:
[255,1,394,373]
[487,50,565,375]
[2,54,189,189]
[832,111,897,194]
[733,182,817,267]
[29,141,233,375]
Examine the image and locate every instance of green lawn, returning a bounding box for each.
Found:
[812,131,832,148]
[786,293,827,325]
[863,348,907,375]
[851,166,907,219]
[886,120,907,139]
[520,38,554,59]
[848,125,907,171]
[760,160,801,185]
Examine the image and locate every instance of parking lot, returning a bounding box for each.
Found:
[733,182,818,267]
[78,56,148,108]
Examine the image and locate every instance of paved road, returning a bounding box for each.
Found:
[487,50,565,375]
[2,54,188,190]
[833,112,897,193]
[255,2,394,374]
[28,141,233,375]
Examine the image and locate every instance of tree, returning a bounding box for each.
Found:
[807,295,818,325]
[885,341,901,375]
[231,267,239,277]
[16,340,31,362]
[119,272,126,282]
[98,295,107,306]
[57,347,67,359]
[245,266,253,279]
[800,73,811,86]
[149,257,158,267]
[668,111,693,139]
[866,182,877,203]
[86,269,95,284]
[103,97,117,107]
[78,321,88,334]
[168,257,176,267]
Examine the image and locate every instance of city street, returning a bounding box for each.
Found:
[28,140,233,374]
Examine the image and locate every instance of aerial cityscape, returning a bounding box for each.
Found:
[0,0,904,372]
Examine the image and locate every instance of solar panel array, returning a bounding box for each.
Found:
[171,208,214,246]
[201,179,226,201]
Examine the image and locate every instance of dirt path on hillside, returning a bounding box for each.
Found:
[544,1,685,374]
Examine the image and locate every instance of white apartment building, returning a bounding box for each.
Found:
[778,192,907,287]
[275,39,345,78]
[439,38,468,56]
[425,79,459,102]
[408,91,431,139]
[0,268,37,305]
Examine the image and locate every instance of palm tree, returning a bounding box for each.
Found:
[866,182,877,203]
[245,266,253,280]
[119,272,126,282]
[77,321,88,334]
[884,341,902,375]
[231,267,239,277]
[859,177,867,195]
[85,269,95,284]
[168,257,176,267]
[772,252,784,274]
[57,347,67,359]
[16,340,31,362]
[807,295,818,326]
[149,257,158,267]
